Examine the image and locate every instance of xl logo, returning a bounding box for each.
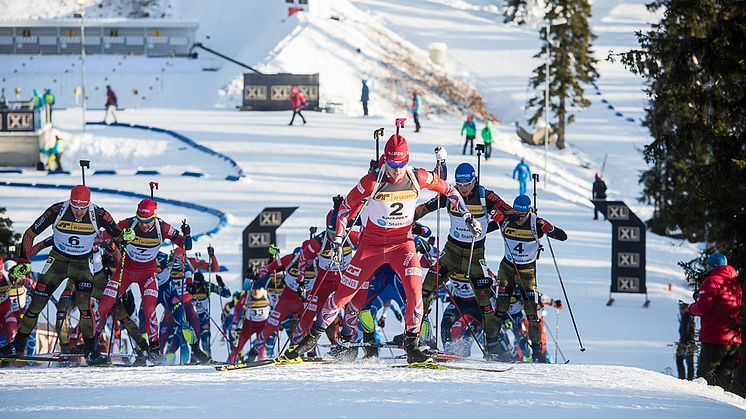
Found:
[7,113,33,130]
[617,277,640,292]
[248,232,271,247]
[245,85,267,100]
[248,258,269,272]
[607,205,630,221]
[260,211,282,227]
[618,226,640,242]
[617,252,640,268]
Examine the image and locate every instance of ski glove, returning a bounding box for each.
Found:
[297,281,308,303]
[434,146,447,162]
[377,316,386,328]
[121,228,136,243]
[9,262,30,280]
[414,236,431,255]
[216,275,225,289]
[207,245,215,257]
[331,235,344,264]
[181,220,191,236]
[463,213,483,236]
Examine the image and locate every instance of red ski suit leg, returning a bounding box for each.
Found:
[228,319,267,363]
[97,264,159,342]
[297,272,339,335]
[318,239,424,334]
[0,299,19,341]
[250,287,302,353]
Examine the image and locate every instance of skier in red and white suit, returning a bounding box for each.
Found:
[96,199,192,362]
[285,134,481,364]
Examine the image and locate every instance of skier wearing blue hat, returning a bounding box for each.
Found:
[414,162,514,360]
[493,194,567,363]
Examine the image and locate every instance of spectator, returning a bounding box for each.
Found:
[361,80,369,116]
[688,252,742,392]
[481,119,493,160]
[461,114,476,155]
[104,85,118,124]
[592,173,608,220]
[676,301,696,380]
[288,85,307,126]
[50,135,64,171]
[43,88,55,121]
[411,91,421,132]
[32,89,44,110]
[512,157,532,195]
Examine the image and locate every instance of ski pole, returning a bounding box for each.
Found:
[434,156,442,350]
[395,117,406,136]
[79,160,90,185]
[545,236,585,351]
[532,174,539,213]
[555,309,561,362]
[543,312,567,363]
[149,181,159,200]
[47,296,72,367]
[373,128,384,161]
[107,250,127,360]
[475,144,483,182]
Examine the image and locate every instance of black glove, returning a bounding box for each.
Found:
[554,300,563,309]
[549,227,568,241]
[297,281,308,303]
[181,219,191,236]
[415,237,431,255]
[377,316,386,328]
[216,274,225,288]
[207,245,215,257]
[187,283,197,294]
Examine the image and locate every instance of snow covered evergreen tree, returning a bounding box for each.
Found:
[526,0,598,149]
[621,0,746,271]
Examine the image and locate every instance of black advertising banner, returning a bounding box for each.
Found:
[591,200,648,304]
[242,207,298,278]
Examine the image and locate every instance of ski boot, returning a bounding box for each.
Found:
[132,342,148,367]
[328,335,358,362]
[189,343,211,364]
[362,332,379,359]
[243,347,259,363]
[0,332,28,358]
[532,344,548,363]
[282,327,324,361]
[484,336,512,362]
[84,334,110,366]
[404,332,433,365]
[390,332,405,347]
[147,340,165,365]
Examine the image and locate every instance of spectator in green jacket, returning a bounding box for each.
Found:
[461,114,476,155]
[481,119,493,160]
[43,88,55,121]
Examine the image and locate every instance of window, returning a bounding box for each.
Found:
[109,29,119,37]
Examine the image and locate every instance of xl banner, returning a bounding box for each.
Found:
[591,200,647,299]
[242,207,298,278]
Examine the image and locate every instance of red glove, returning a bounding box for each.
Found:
[492,211,505,223]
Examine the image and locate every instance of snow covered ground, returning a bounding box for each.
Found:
[2,362,745,418]
[1,0,744,416]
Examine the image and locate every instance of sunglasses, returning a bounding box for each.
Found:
[386,159,408,169]
[455,181,475,188]
[70,203,88,211]
[136,215,156,223]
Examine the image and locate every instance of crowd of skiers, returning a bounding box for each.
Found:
[0,187,231,366]
[0,131,571,369]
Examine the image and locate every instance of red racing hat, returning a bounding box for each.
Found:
[69,185,91,209]
[384,134,409,168]
[136,199,157,221]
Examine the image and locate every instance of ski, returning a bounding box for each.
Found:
[216,356,330,371]
[0,354,66,363]
[392,363,514,373]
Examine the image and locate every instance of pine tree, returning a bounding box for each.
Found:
[0,207,20,261]
[526,0,598,149]
[621,0,746,271]
[503,0,529,24]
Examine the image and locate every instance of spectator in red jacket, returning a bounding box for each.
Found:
[288,86,307,126]
[688,252,742,391]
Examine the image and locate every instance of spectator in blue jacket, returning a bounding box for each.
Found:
[411,91,421,132]
[361,80,369,116]
[512,157,532,195]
